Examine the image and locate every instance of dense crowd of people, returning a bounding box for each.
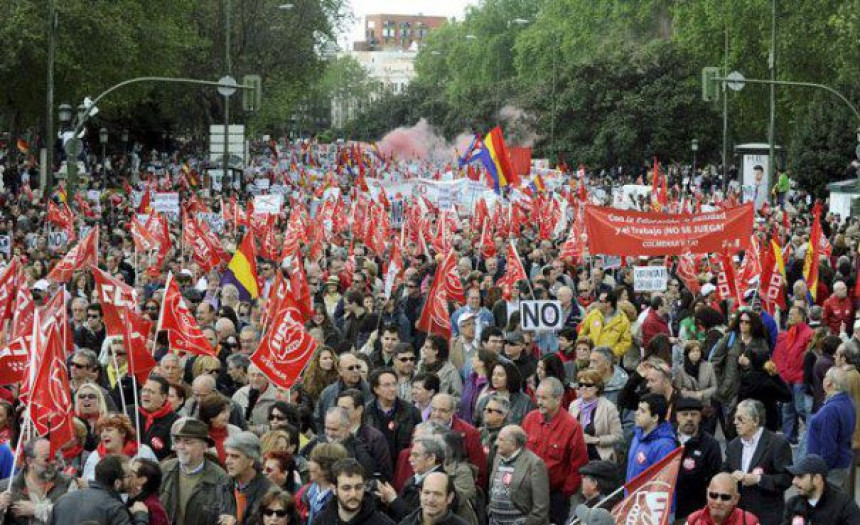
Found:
[0,138,859,525]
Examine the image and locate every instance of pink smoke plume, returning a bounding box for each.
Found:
[377,119,474,164]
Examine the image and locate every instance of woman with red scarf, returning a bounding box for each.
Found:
[199,393,240,465]
[80,413,157,481]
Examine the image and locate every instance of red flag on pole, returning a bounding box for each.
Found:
[288,256,313,322]
[438,250,466,306]
[122,308,156,383]
[47,201,76,242]
[47,225,99,283]
[0,258,21,322]
[416,267,453,339]
[158,273,215,357]
[28,313,75,455]
[250,294,317,389]
[610,447,683,525]
[91,265,139,338]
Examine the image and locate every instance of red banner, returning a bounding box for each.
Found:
[251,294,317,390]
[584,203,753,256]
[612,447,683,525]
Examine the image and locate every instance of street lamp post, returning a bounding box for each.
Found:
[99,127,108,179]
[691,139,699,175]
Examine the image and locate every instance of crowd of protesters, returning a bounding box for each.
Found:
[0,138,858,525]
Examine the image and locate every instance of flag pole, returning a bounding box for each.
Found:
[3,417,30,494]
[565,484,625,525]
[109,341,128,415]
[150,272,170,359]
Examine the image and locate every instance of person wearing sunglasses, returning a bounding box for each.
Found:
[73,304,106,354]
[255,490,299,525]
[569,369,623,464]
[685,472,760,525]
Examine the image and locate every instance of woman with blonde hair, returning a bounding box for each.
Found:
[191,355,222,379]
[569,369,624,462]
[75,383,110,450]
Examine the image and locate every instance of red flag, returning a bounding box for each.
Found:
[0,337,28,384]
[130,218,159,253]
[137,189,151,213]
[122,308,156,383]
[47,201,76,241]
[480,222,497,259]
[717,251,742,307]
[438,250,466,305]
[39,289,73,356]
[759,241,787,314]
[47,225,99,283]
[183,215,225,273]
[11,287,35,342]
[676,254,701,295]
[0,258,21,322]
[91,265,139,338]
[611,447,683,525]
[158,273,215,356]
[250,294,318,389]
[288,256,313,322]
[416,269,452,339]
[502,240,528,284]
[384,236,404,300]
[28,315,75,455]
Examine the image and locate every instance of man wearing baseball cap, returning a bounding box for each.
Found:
[783,454,860,524]
[160,418,230,525]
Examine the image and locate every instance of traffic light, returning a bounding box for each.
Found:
[701,67,720,102]
[242,74,262,112]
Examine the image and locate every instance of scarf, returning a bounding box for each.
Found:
[62,443,84,461]
[579,398,599,429]
[138,402,175,432]
[684,355,701,380]
[97,438,138,459]
[210,425,230,464]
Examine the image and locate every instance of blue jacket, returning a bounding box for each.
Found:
[761,310,778,350]
[626,421,677,483]
[807,391,856,469]
[0,442,12,480]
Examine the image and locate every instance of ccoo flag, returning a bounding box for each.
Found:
[220,231,260,301]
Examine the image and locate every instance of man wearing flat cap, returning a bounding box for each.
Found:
[578,460,621,510]
[160,418,230,525]
[675,397,723,523]
[216,431,274,525]
[783,454,860,525]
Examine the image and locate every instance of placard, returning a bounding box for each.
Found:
[255,178,271,190]
[254,194,283,215]
[633,266,668,293]
[198,213,225,234]
[0,235,10,255]
[520,300,564,331]
[48,231,69,250]
[152,192,180,214]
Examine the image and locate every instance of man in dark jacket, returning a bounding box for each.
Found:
[314,352,371,430]
[73,303,107,352]
[336,389,393,482]
[397,471,468,525]
[49,454,148,525]
[0,438,75,525]
[303,407,381,479]
[722,399,792,525]
[783,454,860,525]
[217,432,273,525]
[674,397,723,522]
[127,375,179,460]
[161,418,230,525]
[314,458,394,525]
[364,369,423,462]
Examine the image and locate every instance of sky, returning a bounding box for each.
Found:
[341,0,478,48]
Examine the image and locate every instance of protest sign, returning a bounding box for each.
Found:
[0,235,9,255]
[520,301,564,331]
[584,202,753,256]
[152,192,180,214]
[254,194,283,215]
[48,231,69,250]
[633,266,669,292]
[198,213,225,234]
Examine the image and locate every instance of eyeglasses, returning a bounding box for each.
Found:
[77,393,97,400]
[87,314,101,319]
[578,383,596,389]
[262,509,288,517]
[269,413,286,421]
[739,319,751,324]
[483,407,503,414]
[406,284,418,288]
[343,365,362,371]
[708,492,733,502]
[114,352,127,357]
[397,356,416,362]
[70,362,90,369]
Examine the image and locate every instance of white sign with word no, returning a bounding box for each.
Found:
[48,231,69,250]
[633,266,669,293]
[520,300,564,331]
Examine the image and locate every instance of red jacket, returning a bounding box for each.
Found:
[521,408,587,497]
[686,507,760,525]
[822,294,854,335]
[640,309,670,349]
[773,322,814,384]
[392,417,488,490]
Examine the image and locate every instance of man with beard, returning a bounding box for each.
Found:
[783,454,860,524]
[674,397,722,523]
[0,438,74,525]
[50,454,149,525]
[160,418,230,525]
[315,458,394,525]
